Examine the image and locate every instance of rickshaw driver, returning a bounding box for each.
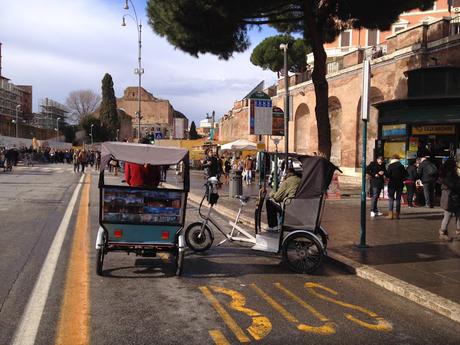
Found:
[124,162,161,188]
[266,168,301,231]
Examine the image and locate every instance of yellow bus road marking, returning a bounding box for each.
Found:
[304,282,393,332]
[275,283,336,335]
[199,286,251,343]
[210,285,272,341]
[158,252,170,263]
[55,174,91,345]
[209,330,231,345]
[251,284,299,324]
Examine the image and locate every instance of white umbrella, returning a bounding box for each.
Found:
[220,139,257,151]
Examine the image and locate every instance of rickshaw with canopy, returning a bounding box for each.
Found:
[185,155,339,274]
[95,142,189,276]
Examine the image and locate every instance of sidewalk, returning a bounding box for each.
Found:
[187,173,460,323]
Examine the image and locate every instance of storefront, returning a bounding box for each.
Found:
[374,66,460,166]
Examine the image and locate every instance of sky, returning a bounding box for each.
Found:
[0,0,278,125]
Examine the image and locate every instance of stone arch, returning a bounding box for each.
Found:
[328,96,343,166]
[294,103,310,154]
[356,87,385,167]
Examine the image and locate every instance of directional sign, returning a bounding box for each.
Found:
[155,132,163,139]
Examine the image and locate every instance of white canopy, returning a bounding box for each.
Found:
[220,139,257,152]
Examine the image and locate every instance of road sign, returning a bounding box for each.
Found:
[155,132,163,139]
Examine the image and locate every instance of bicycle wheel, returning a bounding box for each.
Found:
[185,222,213,252]
[282,231,324,274]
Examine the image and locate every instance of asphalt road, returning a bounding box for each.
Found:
[1,165,460,345]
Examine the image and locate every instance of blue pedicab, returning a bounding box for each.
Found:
[95,142,190,276]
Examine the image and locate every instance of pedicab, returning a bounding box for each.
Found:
[185,154,340,274]
[95,142,190,276]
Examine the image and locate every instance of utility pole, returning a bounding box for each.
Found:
[280,43,290,171]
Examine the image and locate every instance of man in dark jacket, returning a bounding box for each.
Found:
[203,150,219,178]
[405,159,419,207]
[386,154,408,219]
[417,156,438,208]
[366,156,386,217]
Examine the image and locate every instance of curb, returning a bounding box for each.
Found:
[185,189,460,324]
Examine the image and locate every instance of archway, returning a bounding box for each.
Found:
[294,103,310,154]
[328,96,343,166]
[356,87,385,167]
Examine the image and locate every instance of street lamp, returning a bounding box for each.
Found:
[116,128,120,141]
[90,123,94,145]
[15,104,21,138]
[122,0,144,141]
[56,117,61,142]
[280,43,290,171]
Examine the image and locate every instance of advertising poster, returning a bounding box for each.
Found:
[249,98,273,135]
[272,107,285,136]
[103,188,183,224]
[384,141,406,159]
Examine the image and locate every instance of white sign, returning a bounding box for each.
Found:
[249,99,273,135]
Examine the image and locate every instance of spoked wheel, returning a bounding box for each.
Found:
[96,232,107,276]
[282,232,324,274]
[184,222,213,252]
[175,249,184,276]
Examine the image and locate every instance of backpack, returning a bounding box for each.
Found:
[425,162,438,180]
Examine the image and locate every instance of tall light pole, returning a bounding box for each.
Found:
[116,128,120,141]
[280,43,290,171]
[90,123,94,145]
[122,0,144,141]
[56,117,61,142]
[15,104,21,138]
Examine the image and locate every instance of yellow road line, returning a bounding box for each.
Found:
[209,330,231,345]
[199,286,251,343]
[275,283,336,335]
[55,175,91,345]
[251,284,299,324]
[210,285,272,341]
[304,282,393,332]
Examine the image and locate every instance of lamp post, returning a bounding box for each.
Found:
[122,0,144,142]
[15,104,21,138]
[279,43,290,171]
[90,123,94,145]
[56,117,61,142]
[116,128,120,141]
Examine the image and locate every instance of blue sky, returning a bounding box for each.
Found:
[0,0,278,125]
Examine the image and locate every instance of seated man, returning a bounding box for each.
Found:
[266,168,301,231]
[125,162,161,188]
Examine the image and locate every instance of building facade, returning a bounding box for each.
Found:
[219,15,460,183]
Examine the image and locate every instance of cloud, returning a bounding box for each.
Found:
[0,0,277,124]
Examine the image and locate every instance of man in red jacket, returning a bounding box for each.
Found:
[124,162,161,188]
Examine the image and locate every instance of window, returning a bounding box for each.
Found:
[393,24,407,34]
[453,0,460,8]
[340,30,352,48]
[367,29,379,47]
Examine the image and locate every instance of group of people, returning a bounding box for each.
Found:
[367,154,460,238]
[202,150,256,185]
[367,155,439,219]
[72,149,101,173]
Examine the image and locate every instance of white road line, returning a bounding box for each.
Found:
[11,173,86,345]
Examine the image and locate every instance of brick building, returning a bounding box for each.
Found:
[219,13,460,183]
[117,87,175,139]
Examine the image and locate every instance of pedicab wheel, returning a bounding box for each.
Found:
[184,222,213,252]
[282,232,324,274]
[175,249,184,276]
[96,233,107,276]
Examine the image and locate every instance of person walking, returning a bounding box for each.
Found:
[366,156,386,217]
[417,156,438,208]
[385,154,408,219]
[244,155,254,185]
[439,158,460,240]
[73,150,80,173]
[405,159,419,207]
[78,150,87,173]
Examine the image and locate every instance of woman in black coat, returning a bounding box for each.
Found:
[385,154,408,219]
[439,158,460,240]
[366,156,386,217]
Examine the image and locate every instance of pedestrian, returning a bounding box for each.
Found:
[203,150,219,178]
[224,158,231,183]
[366,156,386,217]
[73,150,80,173]
[244,155,254,185]
[78,150,87,173]
[385,154,408,219]
[438,158,460,240]
[405,159,419,207]
[95,151,101,171]
[417,156,438,208]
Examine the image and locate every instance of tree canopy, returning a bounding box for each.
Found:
[189,121,200,139]
[99,73,119,142]
[66,89,101,123]
[251,35,311,74]
[147,0,435,157]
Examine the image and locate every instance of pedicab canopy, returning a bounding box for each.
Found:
[100,142,189,169]
[294,156,340,199]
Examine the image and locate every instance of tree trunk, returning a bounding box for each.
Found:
[303,2,331,159]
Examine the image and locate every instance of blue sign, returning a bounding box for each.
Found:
[155,132,163,139]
